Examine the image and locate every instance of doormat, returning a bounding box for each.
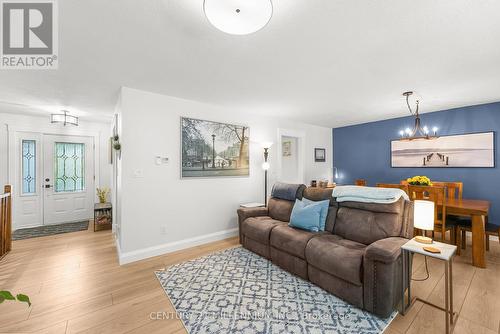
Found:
[12,221,89,240]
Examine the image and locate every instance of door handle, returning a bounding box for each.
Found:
[44,184,53,188]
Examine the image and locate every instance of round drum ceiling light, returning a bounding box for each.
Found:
[51,110,78,126]
[203,0,273,35]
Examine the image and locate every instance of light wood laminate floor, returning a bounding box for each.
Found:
[1,223,500,334]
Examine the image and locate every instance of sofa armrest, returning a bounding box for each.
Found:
[237,207,269,243]
[363,237,409,317]
[237,207,268,223]
[365,237,409,264]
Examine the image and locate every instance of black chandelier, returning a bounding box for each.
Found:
[399,91,438,140]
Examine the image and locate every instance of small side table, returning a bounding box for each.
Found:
[401,238,457,334]
[94,202,112,232]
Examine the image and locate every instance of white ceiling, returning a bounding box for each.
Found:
[1,0,500,127]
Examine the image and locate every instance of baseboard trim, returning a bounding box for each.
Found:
[117,228,238,265]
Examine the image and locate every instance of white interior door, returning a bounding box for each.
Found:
[42,135,94,225]
[280,136,300,183]
[277,129,305,184]
[14,132,43,228]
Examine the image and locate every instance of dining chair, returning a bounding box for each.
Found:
[485,223,500,251]
[432,181,463,200]
[431,182,464,253]
[407,185,456,244]
[376,183,409,194]
[432,181,487,255]
[355,179,367,186]
[400,180,462,199]
[456,216,499,253]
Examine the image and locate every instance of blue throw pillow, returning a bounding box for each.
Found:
[302,198,330,231]
[289,199,322,232]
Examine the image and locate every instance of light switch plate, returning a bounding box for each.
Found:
[155,156,169,165]
[161,226,168,235]
[133,169,144,178]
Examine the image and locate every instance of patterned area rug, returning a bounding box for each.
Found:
[155,247,396,334]
[12,221,89,240]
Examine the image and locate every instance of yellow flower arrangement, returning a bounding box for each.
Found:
[407,176,433,186]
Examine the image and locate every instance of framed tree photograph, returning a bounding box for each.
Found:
[181,117,250,177]
[391,131,495,168]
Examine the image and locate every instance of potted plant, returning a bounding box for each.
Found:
[112,135,121,159]
[406,175,433,186]
[0,291,31,307]
[96,187,110,204]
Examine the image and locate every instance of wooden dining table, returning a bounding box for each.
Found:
[445,198,490,268]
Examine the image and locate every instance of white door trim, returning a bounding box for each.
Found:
[276,128,306,184]
[7,124,100,229]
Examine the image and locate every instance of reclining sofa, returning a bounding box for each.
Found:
[237,183,414,317]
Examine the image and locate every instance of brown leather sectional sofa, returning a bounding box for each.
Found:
[237,184,414,318]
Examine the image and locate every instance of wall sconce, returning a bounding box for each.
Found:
[333,167,339,180]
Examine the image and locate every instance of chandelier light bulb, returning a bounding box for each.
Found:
[423,126,429,134]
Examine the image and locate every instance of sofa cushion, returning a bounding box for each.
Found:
[268,198,295,222]
[303,187,335,205]
[270,247,309,279]
[332,198,406,245]
[336,198,406,214]
[271,182,306,201]
[289,199,323,232]
[302,198,330,231]
[302,187,338,232]
[305,234,366,286]
[241,216,286,244]
[325,206,338,233]
[243,236,271,259]
[270,225,321,259]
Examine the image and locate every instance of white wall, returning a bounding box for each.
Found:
[0,112,112,220]
[116,87,332,263]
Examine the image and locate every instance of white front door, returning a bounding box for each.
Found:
[42,135,94,225]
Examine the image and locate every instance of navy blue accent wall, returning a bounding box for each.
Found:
[333,102,500,226]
